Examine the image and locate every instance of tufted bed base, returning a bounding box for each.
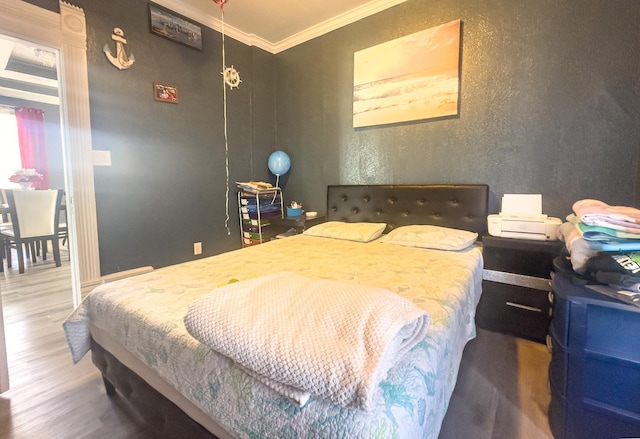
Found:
[89,184,489,438]
[91,338,217,438]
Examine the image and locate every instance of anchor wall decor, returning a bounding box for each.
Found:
[103,27,135,70]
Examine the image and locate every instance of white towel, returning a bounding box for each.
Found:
[183,271,430,411]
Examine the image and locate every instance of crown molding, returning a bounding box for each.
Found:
[271,0,408,53]
[156,0,407,54]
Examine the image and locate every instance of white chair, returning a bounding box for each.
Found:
[1,189,63,274]
[40,203,69,262]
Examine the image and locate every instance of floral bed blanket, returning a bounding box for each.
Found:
[64,235,483,439]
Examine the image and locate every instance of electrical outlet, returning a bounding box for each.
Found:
[193,242,202,255]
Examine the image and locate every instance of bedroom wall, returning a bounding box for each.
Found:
[275,0,640,219]
[18,0,640,273]
[23,0,275,274]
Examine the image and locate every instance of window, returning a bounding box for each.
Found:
[0,108,21,188]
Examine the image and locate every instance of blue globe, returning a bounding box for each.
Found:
[268,151,291,176]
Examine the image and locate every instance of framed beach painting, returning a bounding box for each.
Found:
[149,2,203,51]
[353,19,461,128]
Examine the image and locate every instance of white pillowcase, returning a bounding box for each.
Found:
[380,225,478,251]
[303,221,387,243]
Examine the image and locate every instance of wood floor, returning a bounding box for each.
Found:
[440,327,553,438]
[0,248,554,439]
[0,247,155,439]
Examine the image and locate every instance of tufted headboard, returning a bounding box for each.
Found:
[326,184,489,236]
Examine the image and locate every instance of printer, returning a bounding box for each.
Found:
[487,194,562,241]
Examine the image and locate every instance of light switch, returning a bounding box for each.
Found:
[92,150,112,166]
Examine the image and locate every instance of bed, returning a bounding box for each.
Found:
[64,184,489,439]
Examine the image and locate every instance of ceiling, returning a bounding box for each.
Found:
[0,36,59,106]
[0,0,407,105]
[159,0,408,53]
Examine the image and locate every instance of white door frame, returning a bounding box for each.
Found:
[0,0,101,392]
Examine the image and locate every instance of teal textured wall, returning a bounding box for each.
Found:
[70,0,274,273]
[18,0,640,273]
[275,0,640,218]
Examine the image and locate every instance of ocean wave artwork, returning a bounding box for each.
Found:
[353,19,461,128]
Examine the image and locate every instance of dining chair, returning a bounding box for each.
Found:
[40,203,69,262]
[1,189,64,274]
[0,189,12,272]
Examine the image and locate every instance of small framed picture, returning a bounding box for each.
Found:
[148,2,203,51]
[153,82,179,103]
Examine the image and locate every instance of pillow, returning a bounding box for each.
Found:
[380,225,478,251]
[303,221,386,243]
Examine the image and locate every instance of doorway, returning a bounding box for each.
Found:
[0,0,99,392]
[0,29,75,397]
[0,30,75,343]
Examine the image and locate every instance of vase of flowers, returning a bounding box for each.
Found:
[9,168,43,190]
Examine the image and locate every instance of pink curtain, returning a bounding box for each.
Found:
[15,107,50,189]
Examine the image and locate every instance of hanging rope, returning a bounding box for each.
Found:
[271,174,281,204]
[220,2,231,235]
[214,0,238,235]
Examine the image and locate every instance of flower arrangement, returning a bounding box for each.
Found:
[9,168,43,183]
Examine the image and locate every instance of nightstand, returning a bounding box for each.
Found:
[475,235,563,343]
[269,214,326,237]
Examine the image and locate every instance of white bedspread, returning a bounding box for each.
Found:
[63,235,484,439]
[183,271,430,412]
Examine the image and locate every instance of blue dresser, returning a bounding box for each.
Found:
[548,268,640,438]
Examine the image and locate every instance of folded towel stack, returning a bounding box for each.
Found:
[573,199,640,234]
[559,199,640,295]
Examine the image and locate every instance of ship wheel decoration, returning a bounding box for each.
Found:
[222,66,241,89]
